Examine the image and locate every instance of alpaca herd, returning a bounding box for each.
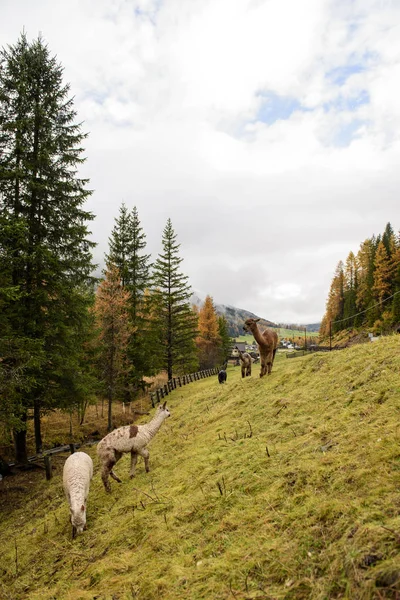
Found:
[63,319,278,538]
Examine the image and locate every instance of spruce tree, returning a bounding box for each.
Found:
[151,219,198,379]
[0,33,96,460]
[106,204,152,393]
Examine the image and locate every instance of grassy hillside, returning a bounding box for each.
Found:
[236,328,319,346]
[1,336,400,599]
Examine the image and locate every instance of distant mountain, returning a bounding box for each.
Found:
[305,323,320,333]
[191,293,276,338]
[191,293,320,337]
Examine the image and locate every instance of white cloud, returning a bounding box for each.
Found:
[1,0,400,323]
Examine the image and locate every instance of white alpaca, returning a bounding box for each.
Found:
[97,402,171,492]
[62,452,93,538]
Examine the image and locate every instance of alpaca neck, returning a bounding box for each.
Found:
[146,412,167,438]
[251,325,265,346]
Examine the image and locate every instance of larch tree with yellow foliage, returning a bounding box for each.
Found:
[93,264,132,431]
[196,295,222,369]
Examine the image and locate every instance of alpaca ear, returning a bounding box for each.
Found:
[162,401,166,409]
[254,318,260,323]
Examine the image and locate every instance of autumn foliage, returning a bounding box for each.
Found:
[321,223,400,335]
[196,295,223,369]
[93,264,132,429]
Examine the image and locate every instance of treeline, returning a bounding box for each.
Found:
[320,223,400,336]
[0,33,230,464]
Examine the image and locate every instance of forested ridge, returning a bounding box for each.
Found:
[320,222,400,336]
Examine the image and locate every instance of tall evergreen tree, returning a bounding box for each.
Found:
[106,203,132,287]
[218,315,232,365]
[106,204,152,392]
[151,219,198,379]
[0,33,95,460]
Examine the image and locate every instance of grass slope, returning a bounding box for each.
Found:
[1,337,400,600]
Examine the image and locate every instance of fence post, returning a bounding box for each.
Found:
[69,443,75,454]
[164,384,169,396]
[44,455,52,480]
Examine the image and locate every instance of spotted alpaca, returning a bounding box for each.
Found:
[97,402,171,492]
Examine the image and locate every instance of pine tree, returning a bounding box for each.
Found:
[196,296,221,369]
[391,233,400,324]
[106,203,132,287]
[93,264,132,431]
[151,219,198,379]
[217,315,232,365]
[106,204,152,393]
[0,33,96,460]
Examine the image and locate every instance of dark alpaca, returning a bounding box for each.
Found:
[218,369,227,384]
[235,346,252,378]
[243,319,278,377]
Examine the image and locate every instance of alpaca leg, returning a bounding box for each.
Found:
[261,360,268,377]
[110,469,122,483]
[110,450,122,482]
[129,451,138,479]
[138,447,150,472]
[241,365,245,378]
[101,465,112,492]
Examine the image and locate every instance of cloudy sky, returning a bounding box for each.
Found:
[1,0,399,324]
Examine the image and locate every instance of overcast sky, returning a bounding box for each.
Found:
[1,0,399,324]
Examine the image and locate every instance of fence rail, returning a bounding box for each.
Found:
[150,368,219,406]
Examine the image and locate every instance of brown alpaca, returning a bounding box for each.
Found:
[235,346,252,378]
[243,319,278,377]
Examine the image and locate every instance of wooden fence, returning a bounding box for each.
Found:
[286,346,343,359]
[150,368,219,406]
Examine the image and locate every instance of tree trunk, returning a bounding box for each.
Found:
[34,398,42,453]
[14,411,28,464]
[107,388,113,432]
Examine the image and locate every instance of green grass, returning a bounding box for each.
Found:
[1,335,400,599]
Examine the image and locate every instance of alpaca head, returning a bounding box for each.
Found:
[243,318,260,333]
[158,401,171,419]
[70,504,86,538]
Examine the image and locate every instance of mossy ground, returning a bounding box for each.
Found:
[1,337,400,599]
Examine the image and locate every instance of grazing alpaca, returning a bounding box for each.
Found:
[235,346,252,378]
[243,319,278,377]
[97,402,171,492]
[63,452,93,538]
[218,369,227,383]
